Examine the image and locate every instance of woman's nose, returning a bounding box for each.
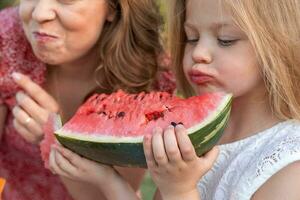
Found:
[32,0,56,23]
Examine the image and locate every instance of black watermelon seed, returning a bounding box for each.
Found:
[171,122,177,127]
[117,111,125,118]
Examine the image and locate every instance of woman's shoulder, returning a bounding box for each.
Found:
[0,7,46,105]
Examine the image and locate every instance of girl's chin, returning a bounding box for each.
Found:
[194,85,226,95]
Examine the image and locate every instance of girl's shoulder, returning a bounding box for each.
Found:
[0,7,46,105]
[232,120,300,199]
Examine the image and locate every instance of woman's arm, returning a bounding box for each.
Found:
[0,104,8,141]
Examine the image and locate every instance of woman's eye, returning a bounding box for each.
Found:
[217,39,238,47]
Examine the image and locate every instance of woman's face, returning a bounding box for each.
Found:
[19,0,114,65]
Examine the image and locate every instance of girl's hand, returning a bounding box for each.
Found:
[12,72,59,144]
[49,145,139,200]
[143,125,219,200]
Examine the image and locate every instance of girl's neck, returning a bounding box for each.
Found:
[219,89,282,144]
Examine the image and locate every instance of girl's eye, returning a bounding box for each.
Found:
[217,39,238,47]
[185,38,199,44]
[58,0,76,4]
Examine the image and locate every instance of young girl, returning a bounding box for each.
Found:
[144,0,300,199]
[0,0,175,199]
[48,0,300,199]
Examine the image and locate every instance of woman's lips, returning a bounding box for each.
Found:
[33,32,58,43]
[188,70,214,85]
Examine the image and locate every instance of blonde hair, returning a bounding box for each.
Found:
[167,0,300,120]
[94,0,162,94]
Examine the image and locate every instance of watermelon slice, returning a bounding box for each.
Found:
[41,90,232,168]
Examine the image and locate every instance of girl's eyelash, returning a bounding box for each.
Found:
[185,38,199,44]
[217,39,239,47]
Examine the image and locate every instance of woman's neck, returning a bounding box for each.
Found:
[219,89,282,144]
[48,46,100,82]
[44,47,100,122]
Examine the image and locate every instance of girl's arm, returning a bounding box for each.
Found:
[0,105,8,141]
[143,125,219,200]
[252,161,300,200]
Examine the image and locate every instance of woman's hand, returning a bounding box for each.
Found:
[12,72,59,144]
[143,125,219,200]
[49,145,140,200]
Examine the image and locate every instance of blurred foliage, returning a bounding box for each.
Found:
[0,0,17,10]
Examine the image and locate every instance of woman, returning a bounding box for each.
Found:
[0,0,175,199]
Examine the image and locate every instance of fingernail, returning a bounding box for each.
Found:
[16,92,25,102]
[144,134,151,141]
[12,72,22,81]
[168,125,174,129]
[12,106,20,115]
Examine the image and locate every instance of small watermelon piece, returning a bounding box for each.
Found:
[40,113,62,169]
[47,90,231,167]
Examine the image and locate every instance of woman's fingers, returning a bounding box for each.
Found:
[12,106,43,137]
[49,148,73,179]
[54,145,94,170]
[16,91,49,124]
[13,119,41,144]
[12,72,59,113]
[52,146,79,178]
[175,125,197,162]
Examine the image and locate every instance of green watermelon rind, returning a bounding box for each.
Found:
[54,94,232,167]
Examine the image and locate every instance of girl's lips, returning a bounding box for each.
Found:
[189,75,214,85]
[188,70,214,85]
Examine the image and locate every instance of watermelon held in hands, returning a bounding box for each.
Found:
[41,90,232,168]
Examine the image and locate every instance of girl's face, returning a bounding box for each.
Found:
[19,0,114,65]
[183,0,264,97]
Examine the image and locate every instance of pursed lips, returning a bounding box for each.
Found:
[188,70,214,85]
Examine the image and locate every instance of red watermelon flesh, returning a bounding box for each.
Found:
[40,113,62,169]
[61,90,225,138]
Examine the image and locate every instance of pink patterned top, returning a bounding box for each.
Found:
[0,7,175,200]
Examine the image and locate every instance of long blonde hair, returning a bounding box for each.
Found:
[167,0,300,120]
[95,0,162,93]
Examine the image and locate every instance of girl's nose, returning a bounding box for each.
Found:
[32,0,56,23]
[192,43,213,64]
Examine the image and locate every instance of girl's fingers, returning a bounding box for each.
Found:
[15,92,50,124]
[175,125,197,162]
[12,72,59,113]
[152,127,168,166]
[163,126,182,163]
[13,119,41,144]
[200,146,219,169]
[12,106,43,137]
[143,134,157,168]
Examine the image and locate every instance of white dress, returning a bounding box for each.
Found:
[198,120,300,200]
